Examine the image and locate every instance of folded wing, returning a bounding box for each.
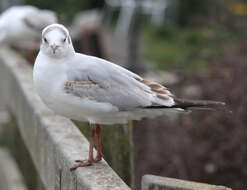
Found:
[65,55,175,111]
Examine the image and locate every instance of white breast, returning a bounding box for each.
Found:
[33,53,66,103]
[33,52,119,123]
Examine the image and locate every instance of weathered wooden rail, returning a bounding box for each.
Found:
[0,47,231,190]
[142,175,232,190]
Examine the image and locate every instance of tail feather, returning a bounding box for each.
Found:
[145,98,226,110]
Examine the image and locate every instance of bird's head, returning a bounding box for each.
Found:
[40,24,74,58]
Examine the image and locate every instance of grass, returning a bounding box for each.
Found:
[141,24,237,71]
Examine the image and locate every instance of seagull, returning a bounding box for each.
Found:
[33,24,225,171]
[0,5,57,50]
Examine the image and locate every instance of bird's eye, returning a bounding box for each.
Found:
[62,38,66,43]
[44,38,48,43]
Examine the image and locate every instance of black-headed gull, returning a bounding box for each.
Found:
[0,5,57,50]
[33,24,225,171]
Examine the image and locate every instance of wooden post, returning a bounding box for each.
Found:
[74,121,133,187]
[127,0,146,74]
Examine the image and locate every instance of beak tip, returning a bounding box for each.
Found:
[50,44,58,54]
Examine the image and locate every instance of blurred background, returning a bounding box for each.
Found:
[0,0,246,190]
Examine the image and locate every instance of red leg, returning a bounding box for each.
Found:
[70,124,95,171]
[94,124,103,162]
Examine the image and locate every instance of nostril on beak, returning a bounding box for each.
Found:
[51,44,58,49]
[50,44,58,54]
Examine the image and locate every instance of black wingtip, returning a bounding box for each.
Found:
[144,98,226,111]
[174,98,226,109]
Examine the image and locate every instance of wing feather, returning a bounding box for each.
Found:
[65,54,175,110]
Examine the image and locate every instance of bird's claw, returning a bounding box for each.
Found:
[70,160,93,171]
[93,154,102,162]
[75,159,86,163]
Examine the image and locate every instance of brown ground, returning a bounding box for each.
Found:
[133,42,247,190]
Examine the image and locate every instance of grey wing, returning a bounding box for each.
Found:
[65,56,175,110]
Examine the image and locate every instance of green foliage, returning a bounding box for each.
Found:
[142,24,236,71]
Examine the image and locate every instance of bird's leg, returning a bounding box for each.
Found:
[70,124,95,171]
[94,124,103,162]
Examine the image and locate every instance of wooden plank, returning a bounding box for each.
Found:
[0,47,130,190]
[142,175,232,190]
